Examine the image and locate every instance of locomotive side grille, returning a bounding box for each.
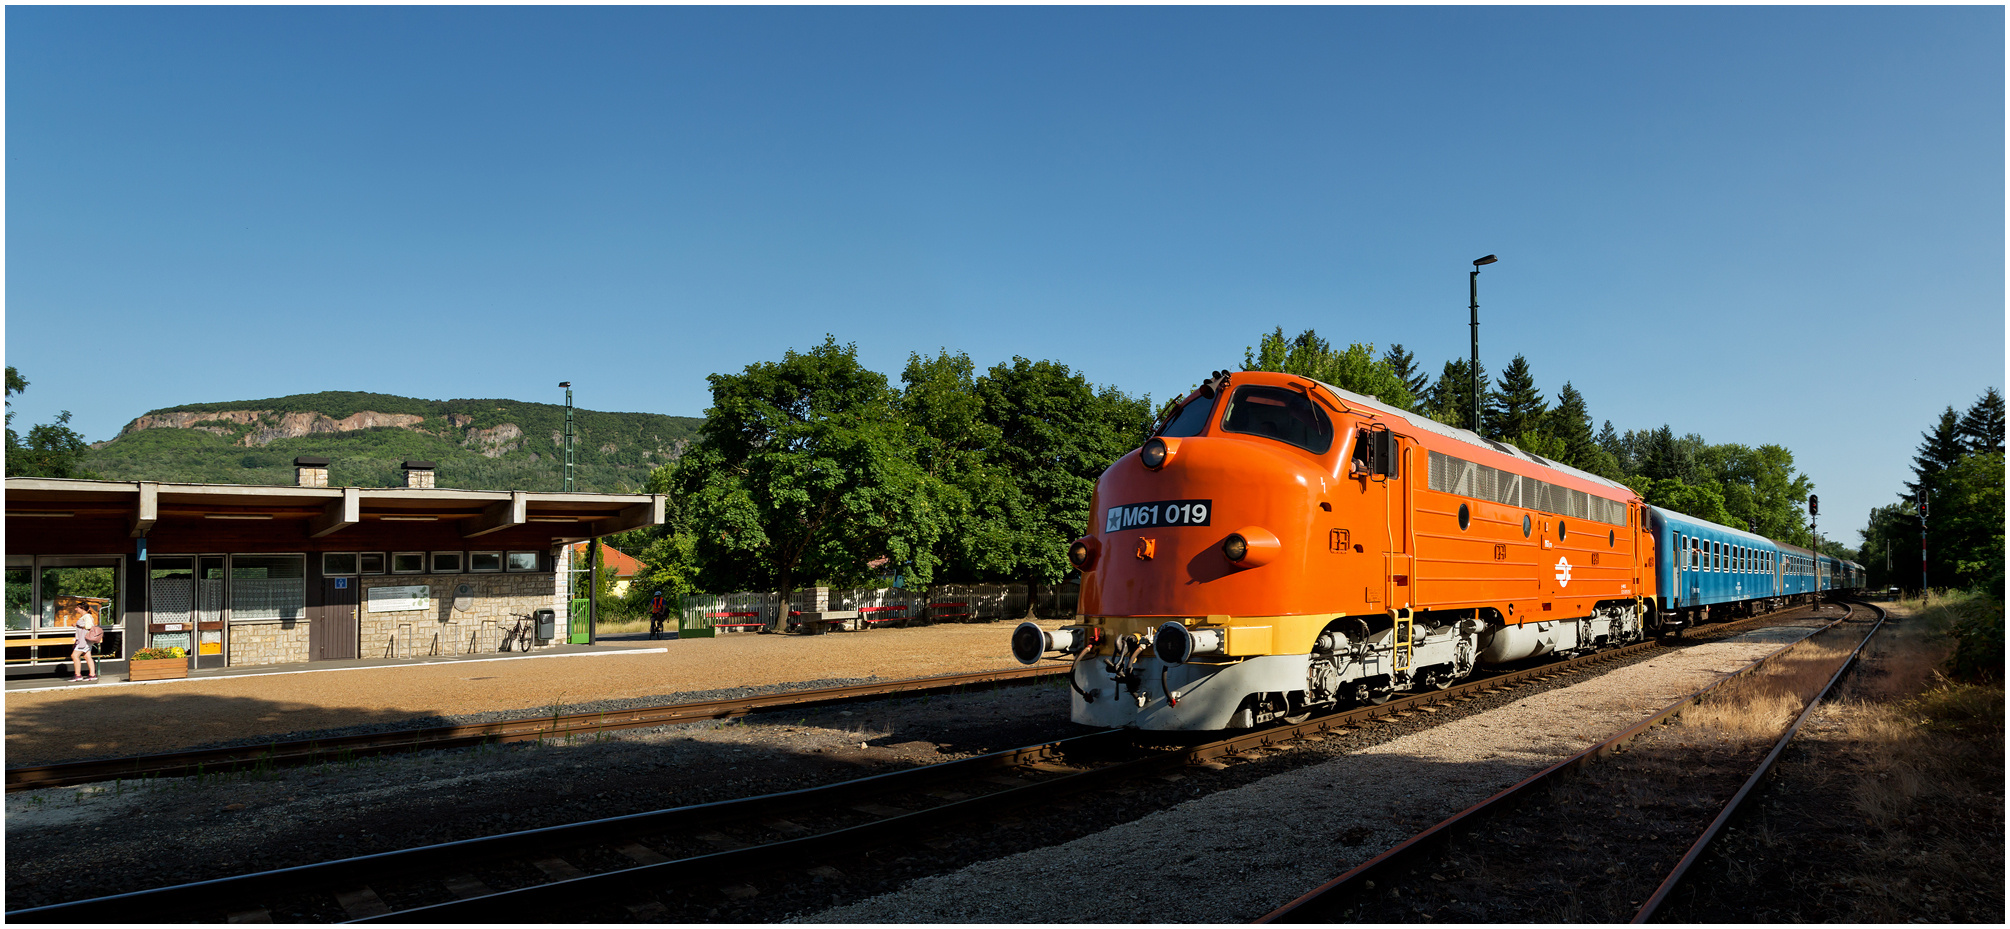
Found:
[1428,450,1627,527]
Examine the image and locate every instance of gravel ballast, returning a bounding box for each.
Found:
[798,624,1824,924]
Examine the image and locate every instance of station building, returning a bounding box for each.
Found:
[5,459,663,678]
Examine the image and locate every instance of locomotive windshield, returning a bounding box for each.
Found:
[1219,385,1333,454]
[1159,394,1217,437]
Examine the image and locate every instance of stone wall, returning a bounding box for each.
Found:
[229,619,310,666]
[360,573,561,659]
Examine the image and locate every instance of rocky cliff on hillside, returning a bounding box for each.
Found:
[120,410,433,447]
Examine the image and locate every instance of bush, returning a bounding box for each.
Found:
[1921,590,2003,683]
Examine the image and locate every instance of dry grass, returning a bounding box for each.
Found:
[1655,600,2004,923]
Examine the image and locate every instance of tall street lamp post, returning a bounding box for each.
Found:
[1469,255,1498,434]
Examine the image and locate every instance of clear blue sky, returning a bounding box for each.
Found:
[7,6,2002,545]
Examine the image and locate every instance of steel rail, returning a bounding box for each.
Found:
[4,665,1068,793]
[1630,599,1888,922]
[4,729,1127,923]
[1259,600,1868,924]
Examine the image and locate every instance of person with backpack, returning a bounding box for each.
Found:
[70,609,102,683]
[648,590,669,640]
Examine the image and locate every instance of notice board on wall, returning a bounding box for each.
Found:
[367,585,430,613]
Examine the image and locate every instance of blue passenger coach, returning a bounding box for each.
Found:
[1648,505,1785,631]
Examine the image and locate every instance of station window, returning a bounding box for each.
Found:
[359,553,386,575]
[322,553,359,576]
[430,552,464,574]
[506,551,541,572]
[469,552,502,573]
[391,552,425,574]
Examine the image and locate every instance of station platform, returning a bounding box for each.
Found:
[6,634,673,694]
[2,620,1038,767]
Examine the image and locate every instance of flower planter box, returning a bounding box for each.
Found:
[127,657,188,682]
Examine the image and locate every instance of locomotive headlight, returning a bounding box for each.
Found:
[1067,537,1100,571]
[1222,526,1282,568]
[1138,437,1180,471]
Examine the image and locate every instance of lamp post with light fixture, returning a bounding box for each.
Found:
[1469,255,1497,435]
[559,381,576,493]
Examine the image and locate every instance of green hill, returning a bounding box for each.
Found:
[85,391,702,492]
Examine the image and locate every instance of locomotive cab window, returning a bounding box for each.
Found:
[1159,394,1217,438]
[1220,385,1333,454]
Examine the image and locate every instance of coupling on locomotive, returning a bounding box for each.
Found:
[1010,369,1862,731]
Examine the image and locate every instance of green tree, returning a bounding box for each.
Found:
[899,350,1022,584]
[1242,328,1417,410]
[6,368,97,479]
[1697,443,1815,545]
[1546,382,1618,475]
[1380,344,1429,409]
[670,337,944,632]
[1423,358,1487,433]
[1936,450,2004,592]
[1626,476,1736,527]
[1596,420,1630,475]
[974,357,1154,607]
[1483,355,1547,443]
[1958,387,2005,455]
[1905,406,1966,503]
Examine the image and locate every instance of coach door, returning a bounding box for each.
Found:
[312,578,359,661]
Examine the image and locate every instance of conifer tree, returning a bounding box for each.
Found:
[1958,387,2005,455]
[1380,344,1429,409]
[1483,354,1546,443]
[1905,406,1967,502]
[1424,358,1486,433]
[1547,382,1600,470]
[1597,420,1630,475]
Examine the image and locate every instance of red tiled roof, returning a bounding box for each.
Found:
[569,541,645,578]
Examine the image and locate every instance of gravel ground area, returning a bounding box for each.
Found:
[3,622,1050,766]
[796,622,1828,924]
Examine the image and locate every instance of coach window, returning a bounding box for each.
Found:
[1219,385,1334,454]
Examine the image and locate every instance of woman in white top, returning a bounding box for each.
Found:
[70,612,98,682]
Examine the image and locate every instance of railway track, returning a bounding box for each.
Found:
[3,665,1069,794]
[1259,598,1887,924]
[10,604,1831,923]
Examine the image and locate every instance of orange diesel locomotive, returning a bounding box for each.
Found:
[1010,369,1652,730]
